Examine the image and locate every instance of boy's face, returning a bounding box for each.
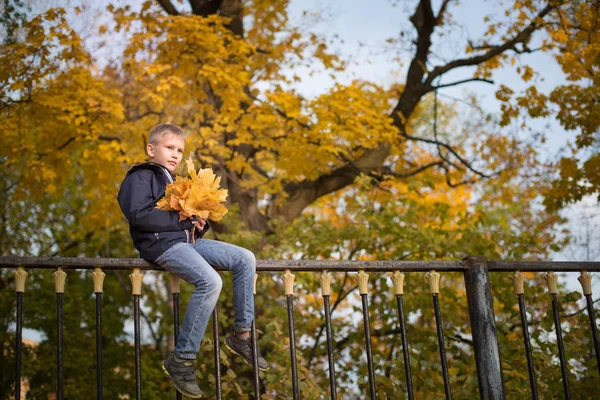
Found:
[146,132,186,172]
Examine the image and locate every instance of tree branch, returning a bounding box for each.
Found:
[369,161,444,180]
[157,0,180,15]
[406,0,436,87]
[434,77,494,89]
[508,297,600,332]
[425,4,556,85]
[56,137,77,151]
[189,0,224,17]
[436,0,453,24]
[399,131,493,178]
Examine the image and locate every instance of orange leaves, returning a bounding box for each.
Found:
[516,86,548,118]
[538,2,600,208]
[495,83,550,126]
[474,2,600,210]
[156,157,229,222]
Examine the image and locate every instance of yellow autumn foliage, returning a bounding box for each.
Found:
[2,0,594,254]
[156,157,229,222]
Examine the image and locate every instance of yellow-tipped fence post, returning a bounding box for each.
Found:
[425,269,452,399]
[282,269,299,400]
[212,287,223,400]
[319,270,337,399]
[578,271,600,377]
[14,266,28,400]
[544,271,571,399]
[511,271,538,399]
[92,267,105,399]
[250,273,260,399]
[129,268,143,400]
[391,271,413,400]
[169,273,183,400]
[354,269,376,399]
[53,267,67,400]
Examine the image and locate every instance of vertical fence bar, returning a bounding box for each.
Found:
[282,269,299,400]
[93,267,105,400]
[169,274,182,400]
[54,268,67,400]
[511,271,538,400]
[391,271,414,400]
[250,319,260,399]
[319,271,337,399]
[212,304,223,400]
[130,268,144,400]
[462,257,505,400]
[578,271,600,377]
[14,267,28,400]
[355,270,377,399]
[425,270,452,400]
[251,274,260,399]
[544,272,571,399]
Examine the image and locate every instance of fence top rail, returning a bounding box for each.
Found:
[0,256,599,272]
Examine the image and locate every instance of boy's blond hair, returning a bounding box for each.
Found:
[148,123,186,144]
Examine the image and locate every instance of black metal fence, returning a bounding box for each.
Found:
[2,256,600,399]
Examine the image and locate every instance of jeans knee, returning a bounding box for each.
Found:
[240,250,256,274]
[197,273,222,295]
[210,273,223,294]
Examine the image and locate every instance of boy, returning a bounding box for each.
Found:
[117,123,268,399]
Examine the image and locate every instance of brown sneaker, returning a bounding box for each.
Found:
[161,353,204,398]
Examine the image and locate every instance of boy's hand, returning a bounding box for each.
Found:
[194,219,206,230]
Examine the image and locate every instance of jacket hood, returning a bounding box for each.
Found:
[125,162,174,178]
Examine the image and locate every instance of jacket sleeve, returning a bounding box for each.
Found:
[194,220,211,239]
[118,170,194,233]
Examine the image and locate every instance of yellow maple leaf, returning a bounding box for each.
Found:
[156,156,229,241]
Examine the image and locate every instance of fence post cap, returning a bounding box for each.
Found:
[282,269,295,296]
[169,273,180,294]
[354,270,369,295]
[390,271,405,295]
[92,267,106,294]
[129,268,144,296]
[53,267,67,294]
[319,270,332,297]
[511,271,525,295]
[15,266,28,293]
[544,271,558,294]
[424,270,440,294]
[578,271,592,295]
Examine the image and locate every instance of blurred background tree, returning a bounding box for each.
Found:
[1,0,598,398]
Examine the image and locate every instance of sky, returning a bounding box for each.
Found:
[284,0,573,152]
[13,0,599,343]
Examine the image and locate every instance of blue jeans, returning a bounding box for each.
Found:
[154,239,256,360]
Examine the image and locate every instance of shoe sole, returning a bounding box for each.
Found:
[224,341,270,372]
[161,361,204,399]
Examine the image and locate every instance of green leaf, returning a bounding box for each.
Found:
[562,291,582,304]
[540,310,555,332]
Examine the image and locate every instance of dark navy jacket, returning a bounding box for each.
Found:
[117,162,210,262]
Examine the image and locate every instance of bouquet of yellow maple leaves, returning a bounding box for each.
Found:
[156,157,228,243]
